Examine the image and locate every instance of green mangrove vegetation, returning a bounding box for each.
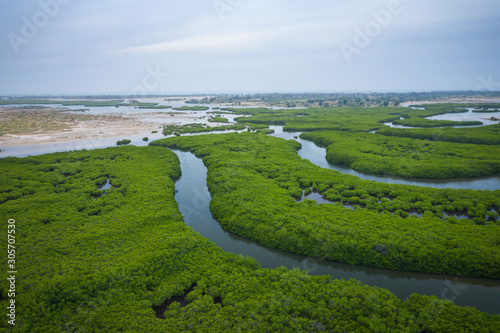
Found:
[300,131,500,179]
[116,139,132,145]
[138,105,172,109]
[377,124,500,145]
[152,133,500,279]
[208,116,229,123]
[223,103,499,180]
[409,103,500,112]
[473,108,500,112]
[392,118,482,128]
[162,123,268,136]
[3,146,499,331]
[390,103,500,127]
[227,103,497,131]
[229,107,401,132]
[162,123,246,136]
[1,96,499,330]
[172,106,210,111]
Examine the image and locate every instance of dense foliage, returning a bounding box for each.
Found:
[152,133,500,279]
[377,124,500,145]
[162,123,246,135]
[392,107,478,128]
[228,105,490,132]
[230,107,401,132]
[162,123,269,136]
[208,116,229,123]
[392,118,482,128]
[181,91,500,108]
[138,105,172,109]
[116,139,132,145]
[3,146,498,331]
[409,103,500,112]
[300,131,500,179]
[172,106,210,111]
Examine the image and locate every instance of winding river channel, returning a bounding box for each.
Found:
[172,127,500,315]
[269,126,500,191]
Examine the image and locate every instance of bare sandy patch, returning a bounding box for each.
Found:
[0,108,201,147]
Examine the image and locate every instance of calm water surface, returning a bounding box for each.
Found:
[426,108,500,125]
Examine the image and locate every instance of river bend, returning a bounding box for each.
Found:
[173,149,500,314]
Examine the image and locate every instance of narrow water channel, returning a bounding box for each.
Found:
[268,126,500,191]
[173,149,500,314]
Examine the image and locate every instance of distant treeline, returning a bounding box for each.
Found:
[3,91,500,107]
[184,91,500,107]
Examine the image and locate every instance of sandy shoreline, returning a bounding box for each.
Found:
[1,122,154,147]
[0,112,198,147]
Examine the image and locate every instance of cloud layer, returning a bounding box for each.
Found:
[1,0,499,94]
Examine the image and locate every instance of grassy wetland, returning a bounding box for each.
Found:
[1,99,499,331]
[300,130,500,179]
[1,143,499,332]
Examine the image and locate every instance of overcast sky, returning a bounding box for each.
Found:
[1,0,499,95]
